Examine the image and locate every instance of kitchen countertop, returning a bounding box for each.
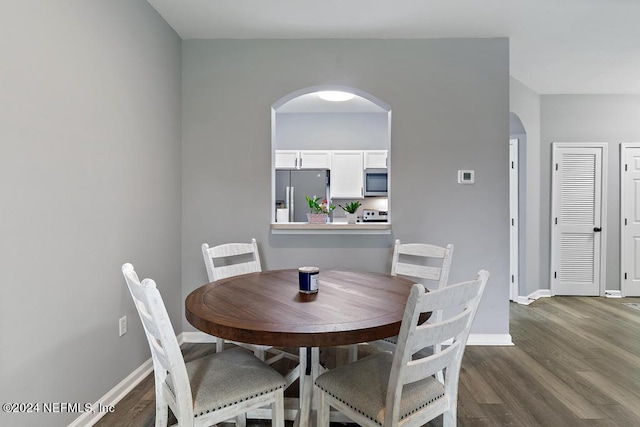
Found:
[270,221,391,234]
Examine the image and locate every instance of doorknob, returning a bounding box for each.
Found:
[594,227,602,232]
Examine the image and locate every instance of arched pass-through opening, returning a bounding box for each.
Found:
[271,86,392,229]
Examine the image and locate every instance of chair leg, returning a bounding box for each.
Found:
[443,407,456,427]
[235,414,247,427]
[348,344,358,363]
[155,388,168,427]
[272,389,285,427]
[154,401,168,427]
[254,347,266,361]
[318,392,330,427]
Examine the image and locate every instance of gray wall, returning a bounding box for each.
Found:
[540,95,640,292]
[0,1,181,426]
[510,78,542,296]
[182,39,510,336]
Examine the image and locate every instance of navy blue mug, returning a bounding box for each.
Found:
[298,267,319,294]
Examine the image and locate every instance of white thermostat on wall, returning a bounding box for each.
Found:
[458,170,475,184]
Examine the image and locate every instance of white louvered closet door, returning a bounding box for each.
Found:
[551,143,607,296]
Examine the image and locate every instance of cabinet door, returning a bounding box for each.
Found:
[365,150,388,169]
[300,151,331,169]
[330,151,364,199]
[275,150,299,169]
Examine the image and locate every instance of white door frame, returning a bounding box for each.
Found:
[621,143,640,296]
[509,139,519,301]
[551,142,608,296]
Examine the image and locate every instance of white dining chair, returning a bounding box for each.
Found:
[121,263,285,427]
[315,270,489,427]
[202,238,300,386]
[345,239,454,364]
[202,238,262,282]
[391,239,454,289]
[368,239,454,353]
[201,238,271,357]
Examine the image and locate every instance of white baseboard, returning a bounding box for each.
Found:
[528,289,552,300]
[69,357,154,427]
[605,290,623,298]
[466,334,513,346]
[518,289,623,299]
[513,295,533,305]
[512,289,551,305]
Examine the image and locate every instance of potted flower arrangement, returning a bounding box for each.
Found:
[339,201,361,224]
[305,195,335,223]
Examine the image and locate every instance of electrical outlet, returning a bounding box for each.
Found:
[119,316,127,337]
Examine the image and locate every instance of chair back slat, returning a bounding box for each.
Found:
[393,264,441,281]
[419,279,485,313]
[409,310,471,354]
[397,243,448,258]
[202,238,262,282]
[208,242,256,258]
[212,263,260,281]
[403,341,460,385]
[391,239,454,290]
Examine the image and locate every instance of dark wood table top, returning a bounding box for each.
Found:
[185,269,415,347]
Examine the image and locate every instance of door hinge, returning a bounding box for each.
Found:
[555,217,558,225]
[511,275,515,283]
[625,218,628,226]
[555,163,559,171]
[625,272,628,280]
[511,218,515,226]
[554,271,557,279]
[625,164,628,171]
[511,161,515,169]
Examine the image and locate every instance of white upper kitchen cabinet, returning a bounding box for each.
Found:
[299,150,331,169]
[275,150,300,169]
[275,150,331,169]
[330,151,364,199]
[364,150,388,169]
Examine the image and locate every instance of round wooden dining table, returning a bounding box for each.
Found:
[185,269,415,347]
[185,269,415,427]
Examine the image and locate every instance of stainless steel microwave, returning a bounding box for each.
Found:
[364,169,388,197]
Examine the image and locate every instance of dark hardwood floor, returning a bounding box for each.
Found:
[95,296,640,426]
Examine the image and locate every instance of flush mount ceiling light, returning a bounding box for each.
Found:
[316,91,355,102]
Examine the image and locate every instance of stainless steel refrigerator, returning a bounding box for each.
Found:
[275,170,329,222]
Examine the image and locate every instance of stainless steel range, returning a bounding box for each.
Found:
[362,209,388,222]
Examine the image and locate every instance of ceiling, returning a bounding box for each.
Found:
[147,0,640,95]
